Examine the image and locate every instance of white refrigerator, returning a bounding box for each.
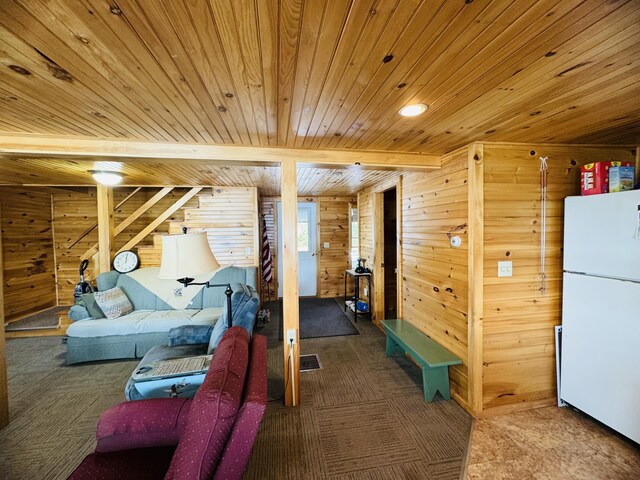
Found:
[561,189,640,444]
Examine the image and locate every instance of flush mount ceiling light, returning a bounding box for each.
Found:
[399,103,428,117]
[89,170,123,185]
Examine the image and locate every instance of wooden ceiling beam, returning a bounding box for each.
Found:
[0,135,441,170]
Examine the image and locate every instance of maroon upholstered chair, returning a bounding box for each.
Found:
[68,328,267,480]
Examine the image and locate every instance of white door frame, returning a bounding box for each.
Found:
[277,202,318,297]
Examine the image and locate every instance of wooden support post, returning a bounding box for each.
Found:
[635,146,639,188]
[373,192,384,323]
[467,143,484,415]
[0,209,9,428]
[396,176,403,319]
[280,158,300,406]
[96,185,114,274]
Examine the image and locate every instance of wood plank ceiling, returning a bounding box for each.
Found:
[0,0,638,154]
[0,156,400,197]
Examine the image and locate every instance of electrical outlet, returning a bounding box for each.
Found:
[245,247,251,255]
[324,242,330,248]
[286,329,297,345]
[498,261,513,277]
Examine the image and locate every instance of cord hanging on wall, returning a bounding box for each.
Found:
[537,156,549,294]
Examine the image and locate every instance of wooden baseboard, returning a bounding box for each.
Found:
[476,397,556,418]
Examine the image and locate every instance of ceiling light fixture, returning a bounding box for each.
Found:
[90,170,123,185]
[399,103,428,117]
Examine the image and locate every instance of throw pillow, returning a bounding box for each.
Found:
[94,287,133,319]
[81,292,105,319]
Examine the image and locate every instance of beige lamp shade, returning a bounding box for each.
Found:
[159,232,220,279]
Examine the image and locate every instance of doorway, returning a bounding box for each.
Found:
[383,188,397,319]
[277,202,318,297]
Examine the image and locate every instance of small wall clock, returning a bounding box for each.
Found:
[112,250,140,273]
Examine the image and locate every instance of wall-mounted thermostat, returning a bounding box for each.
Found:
[450,236,462,248]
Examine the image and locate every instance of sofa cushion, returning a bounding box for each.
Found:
[135,309,198,334]
[116,274,174,311]
[66,311,154,337]
[94,287,134,319]
[96,398,192,453]
[207,286,259,354]
[213,334,268,480]
[165,327,249,480]
[81,292,105,319]
[96,270,120,291]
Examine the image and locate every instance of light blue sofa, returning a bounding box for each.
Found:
[65,266,256,364]
[125,283,260,400]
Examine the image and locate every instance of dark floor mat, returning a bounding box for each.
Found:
[278,297,359,340]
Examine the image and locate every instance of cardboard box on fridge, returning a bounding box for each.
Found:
[580,161,633,195]
[609,166,635,192]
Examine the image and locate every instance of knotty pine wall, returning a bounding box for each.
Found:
[138,187,260,271]
[260,196,355,298]
[480,143,636,415]
[401,147,470,408]
[0,188,57,320]
[52,187,199,302]
[358,142,635,417]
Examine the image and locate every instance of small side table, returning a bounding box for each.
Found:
[344,269,372,322]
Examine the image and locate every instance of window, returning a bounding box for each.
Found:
[350,207,359,268]
[297,208,310,252]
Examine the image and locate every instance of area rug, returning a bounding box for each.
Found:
[278,297,359,340]
[4,306,68,331]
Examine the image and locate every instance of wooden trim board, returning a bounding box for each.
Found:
[0,134,441,170]
[467,143,484,414]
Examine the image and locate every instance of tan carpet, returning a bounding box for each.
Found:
[0,304,472,479]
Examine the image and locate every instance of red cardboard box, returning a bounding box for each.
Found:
[581,161,632,195]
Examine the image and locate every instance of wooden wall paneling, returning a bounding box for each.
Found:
[118,187,202,254]
[467,143,484,414]
[280,158,300,406]
[0,207,7,428]
[317,197,356,298]
[480,143,635,415]
[96,185,114,274]
[0,187,57,320]
[400,147,471,410]
[260,195,355,299]
[53,188,201,302]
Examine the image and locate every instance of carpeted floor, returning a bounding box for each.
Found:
[248,301,472,479]
[4,306,69,331]
[0,300,472,479]
[277,297,359,340]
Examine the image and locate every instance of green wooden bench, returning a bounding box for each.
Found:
[382,319,462,402]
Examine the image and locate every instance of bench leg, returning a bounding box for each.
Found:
[422,366,451,402]
[385,336,397,356]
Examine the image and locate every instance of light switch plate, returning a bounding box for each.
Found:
[498,261,513,277]
[245,247,251,255]
[323,242,330,248]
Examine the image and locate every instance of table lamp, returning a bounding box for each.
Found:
[159,230,233,328]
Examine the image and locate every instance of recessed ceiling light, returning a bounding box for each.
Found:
[399,103,428,117]
[90,170,123,185]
